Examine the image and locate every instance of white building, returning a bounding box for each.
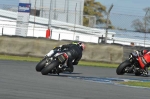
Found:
[19,0,84,25]
[0,9,115,44]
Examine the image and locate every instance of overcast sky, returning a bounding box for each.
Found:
[0,0,150,30]
[0,0,150,16]
[96,0,150,16]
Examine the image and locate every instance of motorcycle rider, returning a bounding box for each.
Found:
[134,49,150,76]
[59,42,85,72]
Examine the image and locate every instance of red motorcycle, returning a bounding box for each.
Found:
[116,51,150,76]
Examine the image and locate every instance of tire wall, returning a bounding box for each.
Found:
[1,36,148,64]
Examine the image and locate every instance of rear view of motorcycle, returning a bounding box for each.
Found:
[116,51,149,77]
[35,47,73,75]
[40,52,69,75]
[35,47,61,72]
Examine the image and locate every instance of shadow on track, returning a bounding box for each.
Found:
[122,73,150,77]
[46,72,83,77]
[44,72,150,83]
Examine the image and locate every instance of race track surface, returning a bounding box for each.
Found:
[0,60,150,99]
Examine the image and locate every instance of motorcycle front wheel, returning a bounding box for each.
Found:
[35,58,47,72]
[116,60,131,75]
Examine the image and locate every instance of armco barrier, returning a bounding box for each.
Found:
[0,36,139,64]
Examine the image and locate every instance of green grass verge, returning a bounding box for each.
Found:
[0,54,118,67]
[78,61,118,68]
[0,55,41,62]
[119,81,150,88]
[0,54,150,88]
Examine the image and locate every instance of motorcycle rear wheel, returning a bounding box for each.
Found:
[41,60,59,75]
[135,71,142,76]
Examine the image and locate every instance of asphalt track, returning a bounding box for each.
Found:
[0,60,150,99]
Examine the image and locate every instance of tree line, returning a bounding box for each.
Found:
[83,0,114,29]
[84,0,150,33]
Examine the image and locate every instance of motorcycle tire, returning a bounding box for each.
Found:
[41,60,59,75]
[135,71,142,76]
[134,69,142,76]
[116,60,131,75]
[35,58,47,72]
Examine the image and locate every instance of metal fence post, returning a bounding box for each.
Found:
[105,4,113,43]
[48,0,52,29]
[73,3,77,40]
[144,8,149,47]
[2,26,3,36]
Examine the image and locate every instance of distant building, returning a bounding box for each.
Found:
[19,0,84,25]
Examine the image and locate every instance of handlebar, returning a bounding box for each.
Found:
[131,52,138,57]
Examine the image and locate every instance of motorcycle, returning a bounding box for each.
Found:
[116,51,149,76]
[35,47,61,72]
[36,47,73,75]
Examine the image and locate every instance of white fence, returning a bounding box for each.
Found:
[0,9,115,44]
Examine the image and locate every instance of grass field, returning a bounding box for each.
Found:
[0,54,119,67]
[120,81,150,88]
[0,54,150,88]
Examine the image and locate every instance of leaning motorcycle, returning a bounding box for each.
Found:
[116,51,148,76]
[40,51,70,75]
[35,47,61,72]
[36,47,73,75]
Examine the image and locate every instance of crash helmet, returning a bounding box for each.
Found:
[78,42,85,50]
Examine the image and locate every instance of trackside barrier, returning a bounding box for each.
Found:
[1,36,146,63]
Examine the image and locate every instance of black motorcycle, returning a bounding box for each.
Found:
[116,51,148,76]
[41,51,70,75]
[35,47,61,72]
[36,48,73,75]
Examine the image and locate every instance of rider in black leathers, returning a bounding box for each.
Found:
[60,42,85,72]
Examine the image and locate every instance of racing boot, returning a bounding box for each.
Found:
[142,67,148,77]
[63,66,74,73]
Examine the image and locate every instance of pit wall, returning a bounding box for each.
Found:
[0,36,148,63]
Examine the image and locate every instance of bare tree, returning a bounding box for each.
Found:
[131,7,150,32]
[131,19,145,32]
